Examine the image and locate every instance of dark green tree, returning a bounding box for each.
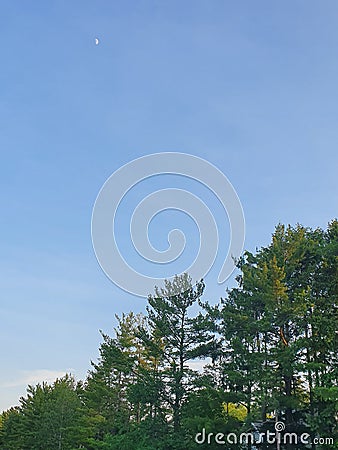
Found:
[203,221,337,449]
[143,274,208,434]
[83,312,147,447]
[0,374,86,450]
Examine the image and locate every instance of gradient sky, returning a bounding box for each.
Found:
[1,0,338,411]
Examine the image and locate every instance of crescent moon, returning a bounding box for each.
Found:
[95,38,99,45]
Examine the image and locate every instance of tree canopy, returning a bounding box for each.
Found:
[1,221,337,449]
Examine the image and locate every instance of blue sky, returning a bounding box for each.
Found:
[1,0,338,411]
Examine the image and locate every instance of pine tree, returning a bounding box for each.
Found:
[141,274,208,436]
[84,312,147,445]
[0,375,86,450]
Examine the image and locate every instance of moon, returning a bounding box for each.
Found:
[95,38,99,45]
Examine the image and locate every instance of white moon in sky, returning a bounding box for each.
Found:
[95,38,99,45]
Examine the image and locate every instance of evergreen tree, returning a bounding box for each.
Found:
[142,273,208,436]
[202,221,337,449]
[1,221,336,450]
[83,312,147,446]
[0,375,86,450]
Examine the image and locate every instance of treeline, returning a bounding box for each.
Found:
[1,221,337,449]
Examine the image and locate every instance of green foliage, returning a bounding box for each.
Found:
[1,220,337,449]
[0,374,87,449]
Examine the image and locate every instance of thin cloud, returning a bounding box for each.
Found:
[0,369,75,389]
